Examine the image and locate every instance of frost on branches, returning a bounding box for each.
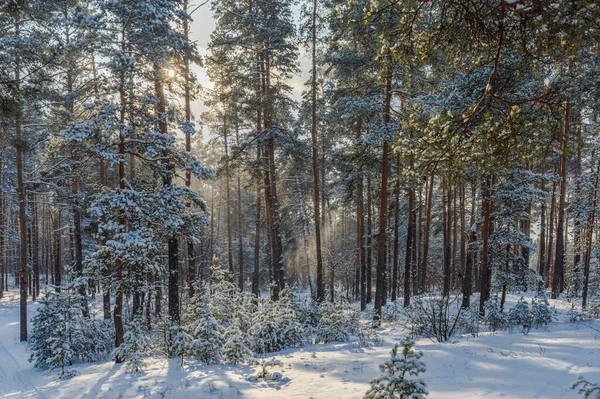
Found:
[364,337,428,399]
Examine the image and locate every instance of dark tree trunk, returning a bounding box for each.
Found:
[583,154,599,308]
[463,181,476,308]
[479,175,494,315]
[311,0,325,303]
[403,164,415,307]
[0,150,4,299]
[538,159,547,287]
[443,178,451,297]
[367,175,373,303]
[392,159,400,303]
[546,176,557,288]
[374,73,392,324]
[552,102,570,299]
[420,174,434,293]
[183,1,196,297]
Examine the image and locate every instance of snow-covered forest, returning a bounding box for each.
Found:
[1,0,600,398]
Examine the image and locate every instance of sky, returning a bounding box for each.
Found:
[188,1,310,129]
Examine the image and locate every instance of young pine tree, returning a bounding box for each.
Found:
[364,337,428,399]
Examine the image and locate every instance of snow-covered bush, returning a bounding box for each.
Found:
[571,375,600,398]
[114,317,151,373]
[364,337,429,399]
[28,286,112,377]
[530,295,555,329]
[507,297,533,334]
[250,290,304,354]
[316,299,361,343]
[586,299,600,320]
[567,304,587,323]
[247,358,284,382]
[187,295,224,364]
[290,292,320,337]
[356,323,383,348]
[483,297,507,332]
[223,317,253,364]
[382,301,403,323]
[506,296,555,334]
[170,322,194,366]
[405,294,465,342]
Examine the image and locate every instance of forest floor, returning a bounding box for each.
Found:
[0,291,599,399]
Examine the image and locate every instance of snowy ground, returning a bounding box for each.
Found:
[1,291,599,399]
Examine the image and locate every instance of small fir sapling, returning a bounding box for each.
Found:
[187,296,224,364]
[484,297,507,332]
[507,297,533,334]
[364,337,429,399]
[316,299,361,343]
[250,290,304,354]
[223,317,253,365]
[114,317,151,373]
[28,286,112,378]
[530,294,555,329]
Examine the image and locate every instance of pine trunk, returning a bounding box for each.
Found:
[552,102,570,299]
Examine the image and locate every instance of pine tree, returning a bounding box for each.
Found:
[364,337,428,399]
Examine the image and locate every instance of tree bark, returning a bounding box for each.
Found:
[367,174,373,303]
[15,19,28,340]
[443,177,451,297]
[311,0,325,303]
[374,73,392,324]
[420,174,434,293]
[479,175,494,315]
[583,153,599,308]
[552,101,570,299]
[392,159,400,303]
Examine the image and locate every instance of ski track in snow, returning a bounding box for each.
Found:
[0,340,46,399]
[0,293,46,399]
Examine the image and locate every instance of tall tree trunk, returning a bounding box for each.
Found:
[421,174,434,293]
[15,19,28,341]
[235,121,245,291]
[183,1,196,297]
[310,0,325,303]
[53,211,62,287]
[65,31,88,316]
[538,159,547,288]
[357,134,366,309]
[546,175,557,288]
[404,162,415,307]
[463,181,476,307]
[252,42,263,298]
[296,175,314,296]
[114,31,127,357]
[572,127,583,294]
[552,102,570,299]
[262,54,285,299]
[583,153,599,308]
[0,150,4,299]
[154,63,179,323]
[30,193,39,300]
[252,154,262,297]
[479,175,494,315]
[223,104,234,276]
[367,174,373,303]
[459,184,465,306]
[392,159,400,303]
[443,177,451,297]
[374,73,392,324]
